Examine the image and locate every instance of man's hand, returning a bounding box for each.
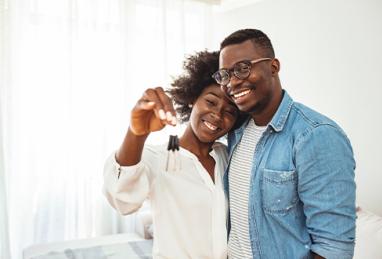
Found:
[130,87,176,136]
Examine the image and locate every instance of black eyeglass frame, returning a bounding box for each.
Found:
[212,57,272,86]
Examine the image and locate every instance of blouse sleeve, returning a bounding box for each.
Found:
[103,145,160,215]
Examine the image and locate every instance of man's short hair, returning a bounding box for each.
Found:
[220,29,275,58]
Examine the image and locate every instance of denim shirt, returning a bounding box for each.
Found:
[224,91,356,259]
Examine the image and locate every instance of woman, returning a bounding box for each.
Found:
[103,51,240,259]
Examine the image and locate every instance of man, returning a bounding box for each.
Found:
[212,29,356,259]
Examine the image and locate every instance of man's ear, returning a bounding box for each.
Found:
[271,58,280,75]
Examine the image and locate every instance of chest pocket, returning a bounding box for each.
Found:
[261,168,298,214]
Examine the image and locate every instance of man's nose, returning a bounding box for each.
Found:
[227,74,243,90]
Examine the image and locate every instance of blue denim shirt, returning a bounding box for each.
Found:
[224,91,356,259]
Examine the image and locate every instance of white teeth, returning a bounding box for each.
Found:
[233,89,251,98]
[203,121,218,131]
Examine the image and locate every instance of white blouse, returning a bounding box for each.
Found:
[103,142,228,259]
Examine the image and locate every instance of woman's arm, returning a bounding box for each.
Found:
[116,127,148,166]
[103,87,176,214]
[117,87,176,166]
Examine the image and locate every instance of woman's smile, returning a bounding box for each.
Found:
[202,119,220,132]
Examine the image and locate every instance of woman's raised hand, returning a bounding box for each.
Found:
[130,87,177,136]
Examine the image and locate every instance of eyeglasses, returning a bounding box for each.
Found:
[212,58,272,86]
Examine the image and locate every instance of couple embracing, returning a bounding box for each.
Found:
[104,29,356,259]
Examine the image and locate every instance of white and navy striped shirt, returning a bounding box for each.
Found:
[228,119,267,259]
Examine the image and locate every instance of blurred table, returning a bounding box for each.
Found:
[23,233,153,259]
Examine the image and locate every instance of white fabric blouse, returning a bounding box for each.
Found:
[103,142,229,259]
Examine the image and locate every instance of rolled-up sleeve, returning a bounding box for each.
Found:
[295,124,356,259]
[103,153,151,215]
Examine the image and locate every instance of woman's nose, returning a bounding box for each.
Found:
[209,109,223,121]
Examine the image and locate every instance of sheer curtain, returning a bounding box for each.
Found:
[1,102,11,259]
[0,0,214,258]
[1,1,11,258]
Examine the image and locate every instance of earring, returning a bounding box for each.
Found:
[188,104,193,108]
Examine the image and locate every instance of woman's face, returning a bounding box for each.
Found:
[189,84,238,143]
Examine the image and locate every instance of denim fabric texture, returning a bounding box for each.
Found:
[224,90,356,259]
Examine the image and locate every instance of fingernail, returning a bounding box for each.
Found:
[158,109,166,120]
[166,111,173,121]
[171,117,177,125]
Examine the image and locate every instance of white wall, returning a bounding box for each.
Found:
[211,0,382,215]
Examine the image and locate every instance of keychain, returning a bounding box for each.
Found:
[165,126,181,172]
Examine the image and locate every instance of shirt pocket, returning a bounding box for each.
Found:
[261,168,298,214]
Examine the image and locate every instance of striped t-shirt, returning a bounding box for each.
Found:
[228,119,267,259]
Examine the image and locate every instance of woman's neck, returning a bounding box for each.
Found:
[179,126,213,159]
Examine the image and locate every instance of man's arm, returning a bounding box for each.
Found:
[313,253,325,259]
[296,124,356,259]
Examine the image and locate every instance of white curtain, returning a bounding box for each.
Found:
[1,1,11,258]
[1,98,11,259]
[0,0,213,258]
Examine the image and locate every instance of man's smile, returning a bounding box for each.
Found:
[231,89,252,100]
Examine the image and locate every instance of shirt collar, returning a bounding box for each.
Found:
[269,90,294,132]
[233,90,294,134]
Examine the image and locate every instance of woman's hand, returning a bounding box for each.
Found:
[130,87,177,136]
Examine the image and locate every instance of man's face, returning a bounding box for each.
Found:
[219,40,278,116]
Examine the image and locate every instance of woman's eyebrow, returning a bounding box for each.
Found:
[205,92,237,109]
[205,92,219,98]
